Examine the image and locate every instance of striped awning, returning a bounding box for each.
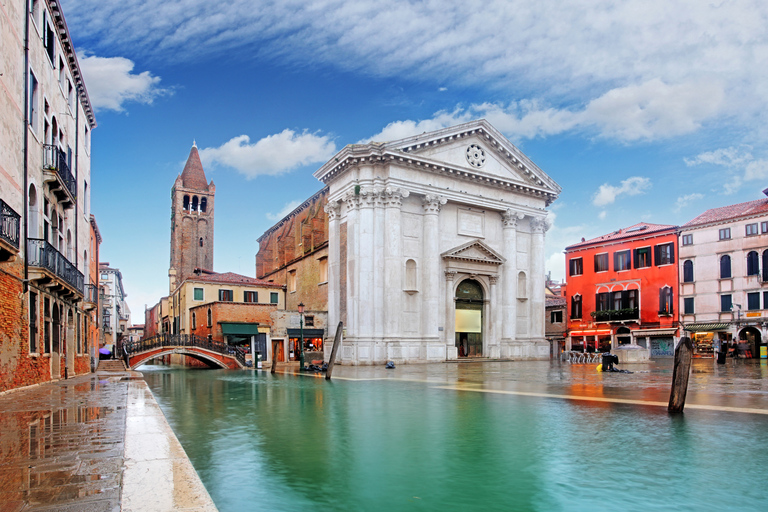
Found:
[569,329,612,336]
[683,323,729,332]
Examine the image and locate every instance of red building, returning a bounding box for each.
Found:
[564,223,679,359]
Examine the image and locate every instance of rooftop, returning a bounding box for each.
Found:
[683,198,768,228]
[566,222,677,250]
[186,270,283,288]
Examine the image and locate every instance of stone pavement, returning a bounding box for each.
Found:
[0,368,216,512]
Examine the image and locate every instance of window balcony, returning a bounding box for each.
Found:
[83,283,98,309]
[27,238,83,298]
[591,308,640,322]
[0,198,21,261]
[42,145,76,209]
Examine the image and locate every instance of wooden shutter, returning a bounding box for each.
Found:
[669,243,675,264]
[613,252,619,271]
[654,245,661,266]
[633,248,639,268]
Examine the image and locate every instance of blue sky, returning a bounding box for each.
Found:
[60,0,768,322]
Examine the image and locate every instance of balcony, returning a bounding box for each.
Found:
[27,238,83,299]
[42,145,76,209]
[591,308,640,322]
[83,283,98,309]
[0,198,21,261]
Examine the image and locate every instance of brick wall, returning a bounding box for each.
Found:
[189,302,278,342]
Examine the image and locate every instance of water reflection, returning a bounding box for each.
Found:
[142,364,768,512]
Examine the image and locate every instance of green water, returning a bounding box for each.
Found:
[142,366,768,512]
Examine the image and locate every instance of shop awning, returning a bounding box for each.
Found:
[633,328,678,336]
[220,322,260,335]
[569,329,612,336]
[683,323,729,332]
[287,329,325,338]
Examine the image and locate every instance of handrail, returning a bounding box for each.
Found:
[27,238,84,292]
[0,198,21,250]
[84,283,98,303]
[43,144,77,200]
[123,333,244,367]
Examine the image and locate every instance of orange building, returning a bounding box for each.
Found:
[564,223,679,361]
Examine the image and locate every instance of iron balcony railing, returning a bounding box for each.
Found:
[27,238,84,292]
[592,308,640,322]
[123,333,244,367]
[0,198,21,250]
[84,283,98,304]
[43,144,77,200]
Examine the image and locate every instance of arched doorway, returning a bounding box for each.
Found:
[455,279,484,357]
[52,304,61,379]
[616,326,631,346]
[739,326,761,359]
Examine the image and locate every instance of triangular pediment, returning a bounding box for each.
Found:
[442,239,505,265]
[383,119,560,193]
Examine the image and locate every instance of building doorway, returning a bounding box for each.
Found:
[739,327,761,359]
[52,304,61,379]
[616,326,631,346]
[455,279,483,357]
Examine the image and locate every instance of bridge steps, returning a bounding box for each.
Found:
[97,360,127,372]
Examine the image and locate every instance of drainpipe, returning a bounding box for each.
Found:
[74,105,79,269]
[22,1,30,293]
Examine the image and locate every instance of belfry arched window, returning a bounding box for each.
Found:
[192,196,199,212]
[183,195,190,211]
[200,197,207,212]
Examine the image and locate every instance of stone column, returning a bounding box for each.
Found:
[324,200,341,333]
[502,209,523,341]
[489,274,500,357]
[358,188,376,338]
[421,195,446,339]
[343,192,360,338]
[445,270,457,356]
[530,216,549,340]
[384,188,409,339]
[373,190,385,339]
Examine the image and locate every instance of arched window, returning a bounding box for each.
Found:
[517,272,527,299]
[191,312,196,330]
[683,260,694,282]
[192,196,199,212]
[763,250,768,282]
[659,286,673,314]
[199,237,203,247]
[183,195,190,210]
[207,308,212,327]
[746,251,759,276]
[405,259,417,290]
[200,197,207,212]
[720,255,731,279]
[28,184,38,238]
[571,295,582,319]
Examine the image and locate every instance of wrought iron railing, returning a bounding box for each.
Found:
[43,144,77,200]
[0,198,21,250]
[27,238,84,292]
[123,333,244,367]
[84,283,98,304]
[591,308,640,322]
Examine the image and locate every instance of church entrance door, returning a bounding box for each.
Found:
[455,279,483,357]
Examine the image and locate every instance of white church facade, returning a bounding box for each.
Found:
[314,120,561,364]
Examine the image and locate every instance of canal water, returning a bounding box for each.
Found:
[141,364,768,512]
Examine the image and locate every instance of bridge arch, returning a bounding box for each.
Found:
[128,348,238,370]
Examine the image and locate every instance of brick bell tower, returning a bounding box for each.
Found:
[169,142,215,292]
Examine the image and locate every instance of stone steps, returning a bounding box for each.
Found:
[97,360,127,372]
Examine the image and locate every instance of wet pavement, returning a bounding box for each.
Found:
[0,369,216,512]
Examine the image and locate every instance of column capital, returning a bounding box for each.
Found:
[383,187,410,208]
[445,270,457,281]
[343,190,361,210]
[502,209,525,228]
[531,216,550,234]
[324,200,341,220]
[489,274,500,285]
[359,187,378,209]
[423,194,447,214]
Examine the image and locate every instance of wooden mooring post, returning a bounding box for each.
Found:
[668,336,693,413]
[271,340,279,374]
[325,322,343,381]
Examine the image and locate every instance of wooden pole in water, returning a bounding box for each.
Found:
[271,340,279,374]
[325,322,343,381]
[668,336,693,413]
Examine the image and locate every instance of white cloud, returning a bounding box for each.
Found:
[685,146,768,195]
[79,55,168,112]
[266,200,303,221]
[199,130,336,178]
[598,211,607,220]
[685,146,753,168]
[592,177,651,206]
[674,193,704,213]
[361,110,471,143]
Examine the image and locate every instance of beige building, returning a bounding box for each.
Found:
[1,0,97,390]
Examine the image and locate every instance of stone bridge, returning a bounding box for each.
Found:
[123,334,244,370]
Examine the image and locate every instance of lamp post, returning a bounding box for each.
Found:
[298,302,305,371]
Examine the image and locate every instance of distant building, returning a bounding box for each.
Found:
[1,0,97,391]
[545,293,566,357]
[564,223,679,362]
[99,263,130,354]
[679,191,768,358]
[126,325,144,343]
[84,215,102,368]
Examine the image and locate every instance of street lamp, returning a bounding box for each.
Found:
[298,302,305,371]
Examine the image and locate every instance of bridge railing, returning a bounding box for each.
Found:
[124,334,240,366]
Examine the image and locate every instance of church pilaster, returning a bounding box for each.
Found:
[324,200,341,333]
[421,195,446,339]
[502,209,523,341]
[384,187,409,339]
[530,216,549,340]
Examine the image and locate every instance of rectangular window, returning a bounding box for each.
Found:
[305,315,315,327]
[614,250,631,271]
[594,253,609,272]
[659,287,674,314]
[244,291,258,303]
[684,297,694,315]
[193,288,204,301]
[570,296,582,319]
[654,243,675,266]
[762,222,768,234]
[746,223,759,236]
[634,247,651,268]
[43,13,55,64]
[596,292,610,312]
[550,310,563,323]
[748,292,761,310]
[681,234,693,246]
[569,257,583,276]
[29,292,38,353]
[218,289,233,301]
[719,228,731,240]
[596,290,638,313]
[29,70,39,132]
[270,292,279,304]
[721,294,732,312]
[319,257,328,283]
